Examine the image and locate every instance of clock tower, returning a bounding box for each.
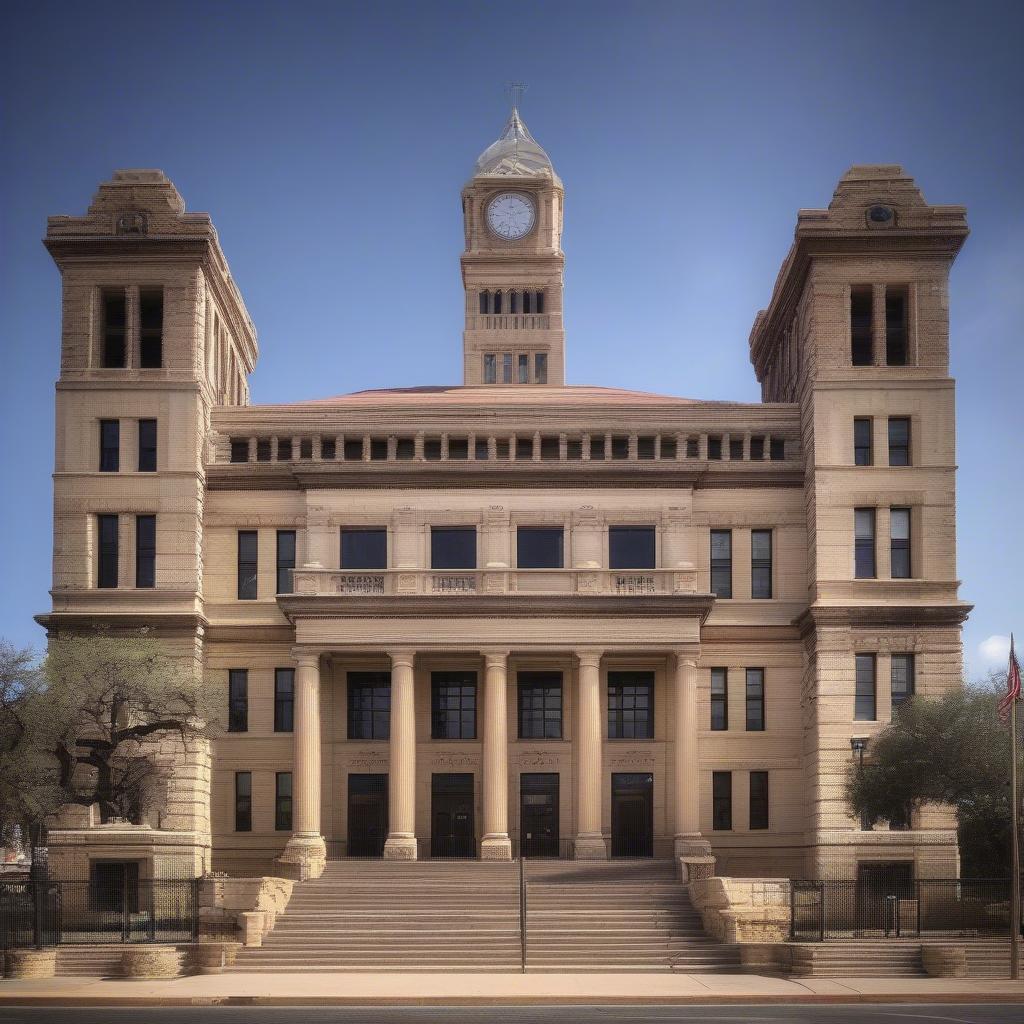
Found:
[461,106,565,386]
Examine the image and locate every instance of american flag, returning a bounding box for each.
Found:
[998,634,1022,722]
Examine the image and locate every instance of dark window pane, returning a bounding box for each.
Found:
[769,439,785,461]
[729,438,743,460]
[299,438,313,459]
[237,530,257,599]
[609,526,655,569]
[98,514,119,588]
[344,438,363,461]
[235,772,252,832]
[855,653,876,720]
[230,439,249,463]
[139,289,163,368]
[854,418,872,466]
[515,436,533,460]
[341,528,387,569]
[745,668,765,731]
[686,438,699,458]
[517,526,564,569]
[608,671,653,739]
[589,435,605,460]
[751,529,772,599]
[611,436,629,460]
[320,438,336,460]
[138,419,157,472]
[750,436,764,461]
[257,438,272,461]
[274,668,294,732]
[637,436,656,460]
[749,771,769,830]
[890,507,911,579]
[228,669,248,732]
[518,672,562,739]
[277,438,292,461]
[275,772,292,831]
[660,437,677,460]
[347,671,391,740]
[102,291,126,368]
[431,671,477,739]
[394,437,415,460]
[710,529,732,598]
[854,508,876,579]
[891,653,915,708]
[851,289,873,365]
[424,438,442,461]
[276,529,296,594]
[431,527,476,569]
[370,438,388,460]
[135,514,155,588]
[712,771,732,830]
[888,417,910,466]
[483,353,497,384]
[885,289,907,365]
[475,439,490,460]
[710,668,728,730]
[100,419,120,472]
[534,353,548,383]
[707,436,722,460]
[539,436,559,460]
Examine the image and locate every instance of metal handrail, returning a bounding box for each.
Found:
[519,855,527,974]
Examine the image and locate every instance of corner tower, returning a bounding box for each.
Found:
[461,107,565,385]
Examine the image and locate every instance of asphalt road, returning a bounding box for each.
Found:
[1,1006,1023,1024]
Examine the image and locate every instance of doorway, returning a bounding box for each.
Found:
[611,772,654,857]
[347,773,388,857]
[431,773,476,858]
[520,773,559,857]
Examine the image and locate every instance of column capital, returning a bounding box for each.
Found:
[389,649,416,669]
[575,649,602,670]
[482,648,511,665]
[673,651,698,670]
[290,648,324,670]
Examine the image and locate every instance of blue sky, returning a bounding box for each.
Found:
[1,0,1020,675]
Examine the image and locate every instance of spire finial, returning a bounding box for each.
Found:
[506,81,526,114]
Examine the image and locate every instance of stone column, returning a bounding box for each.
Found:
[384,649,418,860]
[673,652,712,865]
[574,650,607,859]
[481,650,512,860]
[277,652,326,880]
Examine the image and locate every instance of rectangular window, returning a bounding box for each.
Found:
[729,438,743,460]
[276,530,296,594]
[712,771,732,830]
[483,354,497,384]
[769,438,785,461]
[299,438,313,459]
[534,353,548,384]
[888,417,910,466]
[257,438,272,461]
[745,668,765,731]
[139,289,163,368]
[891,653,915,708]
[890,507,911,579]
[228,669,248,733]
[516,437,533,460]
[138,419,157,472]
[851,288,873,365]
[751,529,772,599]
[277,437,292,461]
[517,353,529,384]
[448,437,468,460]
[234,772,252,832]
[686,438,699,458]
[707,436,722,460]
[99,419,120,472]
[237,530,257,600]
[430,526,476,569]
[855,654,877,720]
[710,529,732,598]
[343,438,363,461]
[609,526,656,569]
[102,290,127,368]
[885,287,908,366]
[340,527,387,569]
[274,668,294,732]
[135,514,155,588]
[750,436,765,461]
[518,672,562,739]
[502,352,513,383]
[230,439,249,463]
[607,671,654,739]
[431,671,477,740]
[854,418,873,466]
[710,668,728,731]
[320,437,336,460]
[589,436,605,460]
[97,514,119,589]
[347,671,391,740]
[749,771,769,830]
[517,526,564,569]
[275,772,293,831]
[854,508,876,579]
[660,436,677,459]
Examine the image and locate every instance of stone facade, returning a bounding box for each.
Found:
[37,113,969,884]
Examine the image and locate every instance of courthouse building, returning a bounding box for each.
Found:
[38,108,971,883]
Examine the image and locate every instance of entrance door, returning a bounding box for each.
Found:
[347,774,388,857]
[431,773,475,858]
[855,861,914,934]
[611,772,654,858]
[520,773,559,857]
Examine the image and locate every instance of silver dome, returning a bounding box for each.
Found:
[473,108,559,181]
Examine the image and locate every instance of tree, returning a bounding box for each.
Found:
[845,672,1015,877]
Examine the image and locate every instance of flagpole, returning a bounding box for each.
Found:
[1012,637,1021,981]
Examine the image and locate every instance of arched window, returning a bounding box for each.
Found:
[509,290,519,314]
[535,291,544,314]
[479,290,489,314]
[522,291,533,314]
[493,290,503,315]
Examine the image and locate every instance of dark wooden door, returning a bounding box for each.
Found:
[520,773,559,857]
[347,773,388,857]
[431,773,475,858]
[611,772,653,857]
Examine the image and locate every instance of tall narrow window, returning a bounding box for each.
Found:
[769,438,785,461]
[885,287,908,366]
[710,530,732,598]
[854,418,873,466]
[534,352,548,384]
[430,526,476,570]
[97,514,119,589]
[855,654,877,720]
[749,771,769,830]
[891,653,915,708]
[275,772,293,831]
[517,353,529,383]
[228,669,248,732]
[138,419,157,472]
[509,290,520,314]
[479,291,489,314]
[102,290,126,368]
[890,508,911,579]
[502,352,513,383]
[710,668,728,731]
[274,668,294,732]
[751,529,772,599]
[535,291,544,314]
[888,417,911,466]
[234,772,252,832]
[483,353,497,384]
[347,671,391,740]
[135,514,156,589]
[729,438,744,460]
[493,291,503,314]
[850,288,873,365]
[230,439,249,463]
[237,530,258,600]
[257,438,272,461]
[707,436,722,460]
[276,530,296,594]
[139,289,163,368]
[745,668,765,731]
[609,526,656,569]
[518,672,562,739]
[712,771,732,830]
[750,436,765,461]
[431,671,477,739]
[99,419,120,472]
[854,509,876,579]
[607,671,653,739]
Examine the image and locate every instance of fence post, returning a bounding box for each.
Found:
[121,865,130,943]
[32,882,42,951]
[789,884,795,940]
[916,880,921,937]
[192,878,200,943]
[819,881,825,942]
[149,881,156,942]
[519,856,527,973]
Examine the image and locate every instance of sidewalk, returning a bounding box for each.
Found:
[1,972,1023,1006]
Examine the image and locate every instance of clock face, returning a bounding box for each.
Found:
[486,192,536,240]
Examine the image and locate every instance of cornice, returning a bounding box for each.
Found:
[795,603,973,635]
[33,611,207,636]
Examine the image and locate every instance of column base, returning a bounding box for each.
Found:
[573,834,608,860]
[480,835,512,861]
[382,834,418,861]
[275,833,326,881]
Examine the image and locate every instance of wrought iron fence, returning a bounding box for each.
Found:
[0,878,198,949]
[791,878,1010,941]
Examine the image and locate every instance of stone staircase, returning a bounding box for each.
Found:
[524,860,740,972]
